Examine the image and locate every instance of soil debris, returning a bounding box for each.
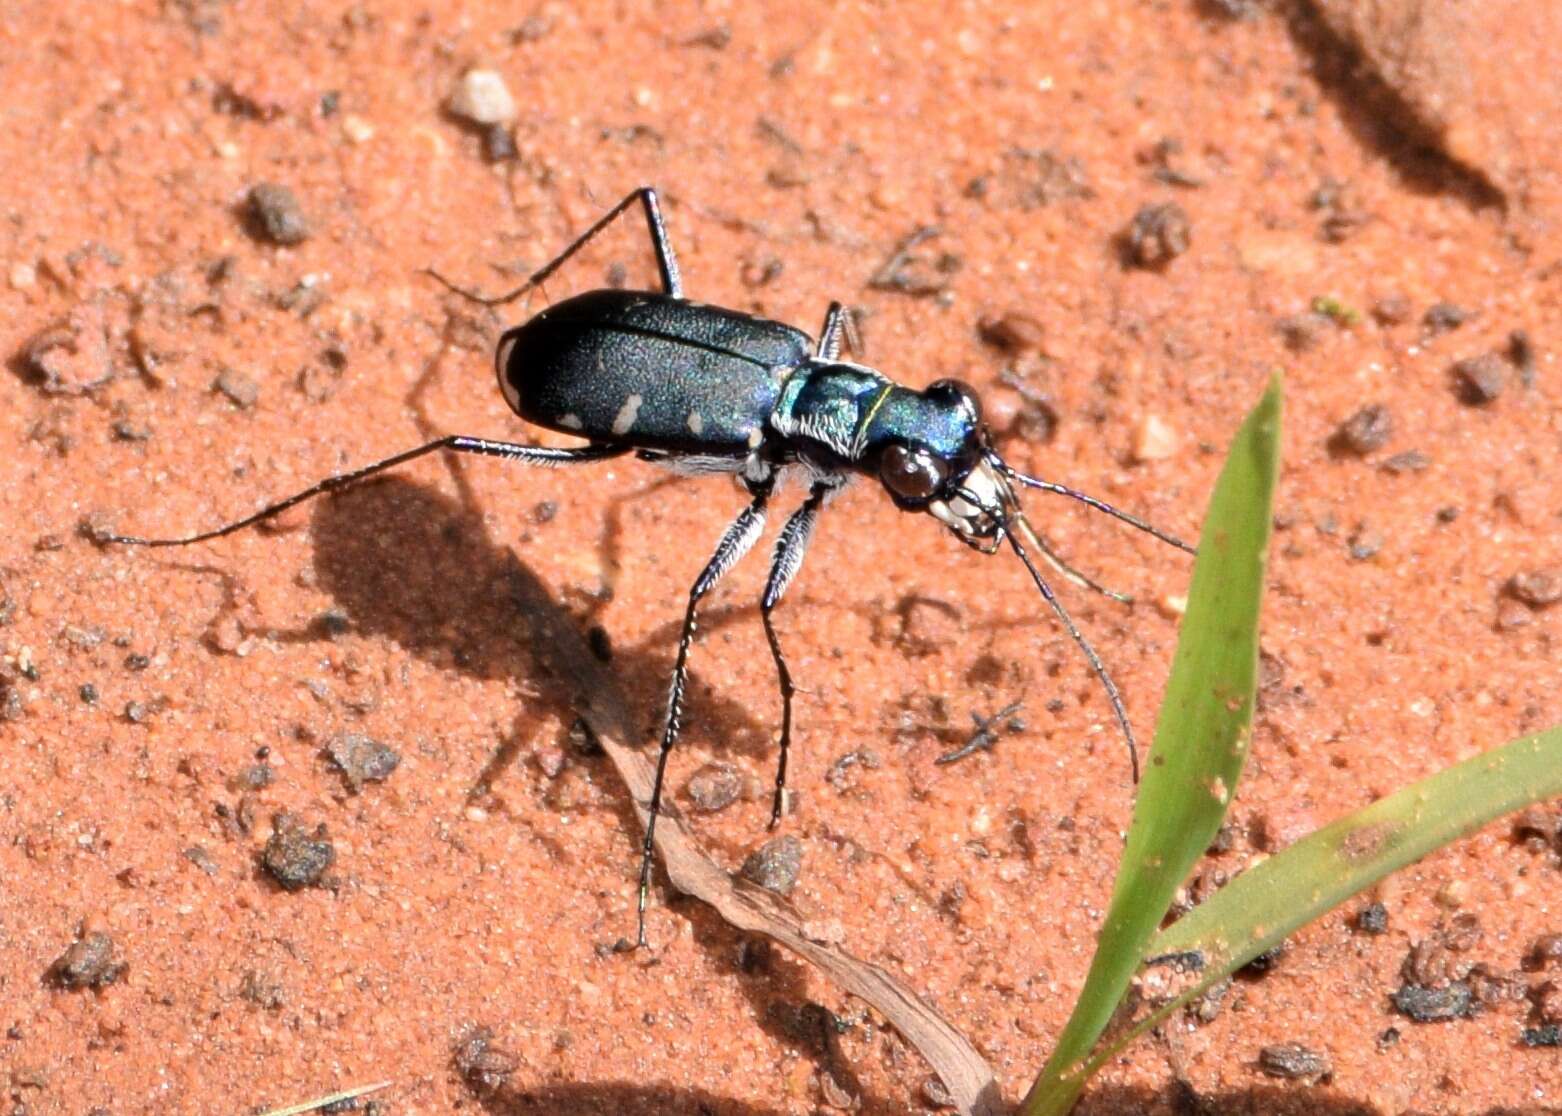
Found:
[448,69,517,125]
[213,367,259,409]
[261,813,335,890]
[324,731,401,792]
[453,1025,520,1096]
[1330,404,1393,455]
[1132,413,1180,463]
[1258,1042,1331,1082]
[1355,902,1389,935]
[1380,450,1430,475]
[1507,569,1562,609]
[245,182,311,245]
[1123,202,1191,269]
[1423,302,1471,335]
[740,834,803,896]
[867,226,960,298]
[685,761,744,813]
[49,930,126,989]
[1525,934,1562,971]
[24,304,115,394]
[1392,980,1474,1023]
[1450,353,1506,405]
[976,312,1045,354]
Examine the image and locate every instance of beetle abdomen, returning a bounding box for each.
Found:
[499,290,810,456]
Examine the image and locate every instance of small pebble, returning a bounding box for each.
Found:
[1124,202,1191,269]
[1348,525,1383,561]
[1508,329,1537,387]
[1508,569,1562,609]
[1392,980,1473,1022]
[1371,293,1412,324]
[1451,353,1505,405]
[1380,450,1430,474]
[1523,1025,1562,1047]
[976,312,1046,353]
[1257,1042,1331,1081]
[324,732,400,792]
[921,1075,956,1110]
[482,123,517,162]
[740,834,802,896]
[448,69,517,125]
[1435,879,1469,909]
[685,762,743,813]
[213,367,259,409]
[24,305,114,395]
[1526,934,1562,971]
[49,931,125,989]
[1355,902,1389,935]
[261,813,335,890]
[246,183,311,246]
[454,1026,519,1096]
[1132,414,1179,462]
[1332,404,1392,454]
[1423,302,1471,334]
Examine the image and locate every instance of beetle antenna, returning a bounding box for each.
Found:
[995,459,1196,556]
[1004,510,1140,782]
[421,267,538,307]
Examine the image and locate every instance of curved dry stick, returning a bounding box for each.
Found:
[511,561,1004,1116]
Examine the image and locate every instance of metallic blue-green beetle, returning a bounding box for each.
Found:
[109,188,1192,947]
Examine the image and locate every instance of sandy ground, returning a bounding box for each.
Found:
[2,1,1561,1113]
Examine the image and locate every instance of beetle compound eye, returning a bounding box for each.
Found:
[926,378,982,423]
[880,444,948,502]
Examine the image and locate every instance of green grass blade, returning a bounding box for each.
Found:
[1066,723,1562,1084]
[1020,376,1281,1116]
[256,1080,392,1116]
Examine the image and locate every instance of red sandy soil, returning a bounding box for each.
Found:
[2,2,1561,1114]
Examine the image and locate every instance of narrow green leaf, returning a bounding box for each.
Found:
[1067,723,1562,1084]
[256,1080,392,1116]
[1021,376,1281,1116]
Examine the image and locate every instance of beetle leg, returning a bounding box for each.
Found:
[101,438,627,547]
[759,476,841,828]
[638,478,773,946]
[426,185,684,305]
[815,301,862,361]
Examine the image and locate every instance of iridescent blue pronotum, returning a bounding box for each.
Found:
[108,188,1194,946]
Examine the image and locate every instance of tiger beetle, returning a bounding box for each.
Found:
[106,187,1194,948]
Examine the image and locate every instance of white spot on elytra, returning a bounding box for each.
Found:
[686,411,704,435]
[559,413,584,431]
[612,393,643,436]
[746,427,763,449]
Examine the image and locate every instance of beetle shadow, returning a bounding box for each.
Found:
[293,476,776,774]
[462,1076,1460,1115]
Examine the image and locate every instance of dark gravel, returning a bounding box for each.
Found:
[1354,902,1389,935]
[685,761,743,813]
[246,182,311,245]
[1508,569,1562,609]
[1258,1042,1331,1081]
[49,931,126,989]
[261,813,335,890]
[739,834,803,896]
[1331,404,1393,454]
[1392,981,1474,1022]
[1124,201,1191,268]
[324,731,401,792]
[1451,353,1506,405]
